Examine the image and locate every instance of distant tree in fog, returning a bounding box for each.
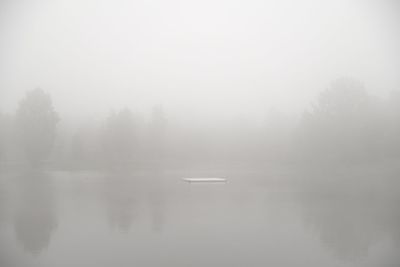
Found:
[385,90,400,156]
[313,78,369,116]
[149,105,167,136]
[147,105,167,162]
[298,77,383,162]
[103,108,136,166]
[0,112,4,161]
[0,113,16,163]
[69,131,87,167]
[0,112,7,163]
[16,89,59,165]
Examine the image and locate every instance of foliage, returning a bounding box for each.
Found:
[103,108,136,166]
[16,88,59,164]
[298,77,383,163]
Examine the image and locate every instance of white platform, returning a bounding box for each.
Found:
[182,178,227,183]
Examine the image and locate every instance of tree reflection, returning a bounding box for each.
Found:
[146,170,166,233]
[14,169,57,254]
[103,169,167,233]
[297,166,400,261]
[103,171,137,232]
[0,177,9,227]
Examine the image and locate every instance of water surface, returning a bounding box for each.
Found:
[0,166,399,267]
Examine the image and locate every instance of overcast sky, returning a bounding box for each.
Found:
[0,0,399,121]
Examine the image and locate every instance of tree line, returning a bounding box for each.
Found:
[0,77,400,169]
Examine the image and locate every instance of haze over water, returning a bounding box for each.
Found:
[0,166,399,267]
[1,0,400,266]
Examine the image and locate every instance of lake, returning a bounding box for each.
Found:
[0,165,399,266]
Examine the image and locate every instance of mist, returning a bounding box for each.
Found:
[1,0,399,119]
[1,0,400,266]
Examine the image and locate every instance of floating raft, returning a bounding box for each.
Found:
[182,178,227,183]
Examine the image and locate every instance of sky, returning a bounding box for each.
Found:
[0,0,399,121]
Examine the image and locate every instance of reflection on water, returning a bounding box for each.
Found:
[102,170,166,233]
[0,165,399,266]
[296,166,400,264]
[146,170,166,233]
[104,171,137,232]
[302,195,378,260]
[0,176,9,226]
[14,169,57,254]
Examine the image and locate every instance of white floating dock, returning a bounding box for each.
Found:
[182,178,227,183]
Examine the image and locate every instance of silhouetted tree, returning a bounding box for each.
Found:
[103,108,136,167]
[16,89,59,165]
[298,77,382,163]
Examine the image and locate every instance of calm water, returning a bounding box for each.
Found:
[0,166,399,267]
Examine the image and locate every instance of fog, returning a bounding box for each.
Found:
[1,0,399,120]
[1,0,400,266]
